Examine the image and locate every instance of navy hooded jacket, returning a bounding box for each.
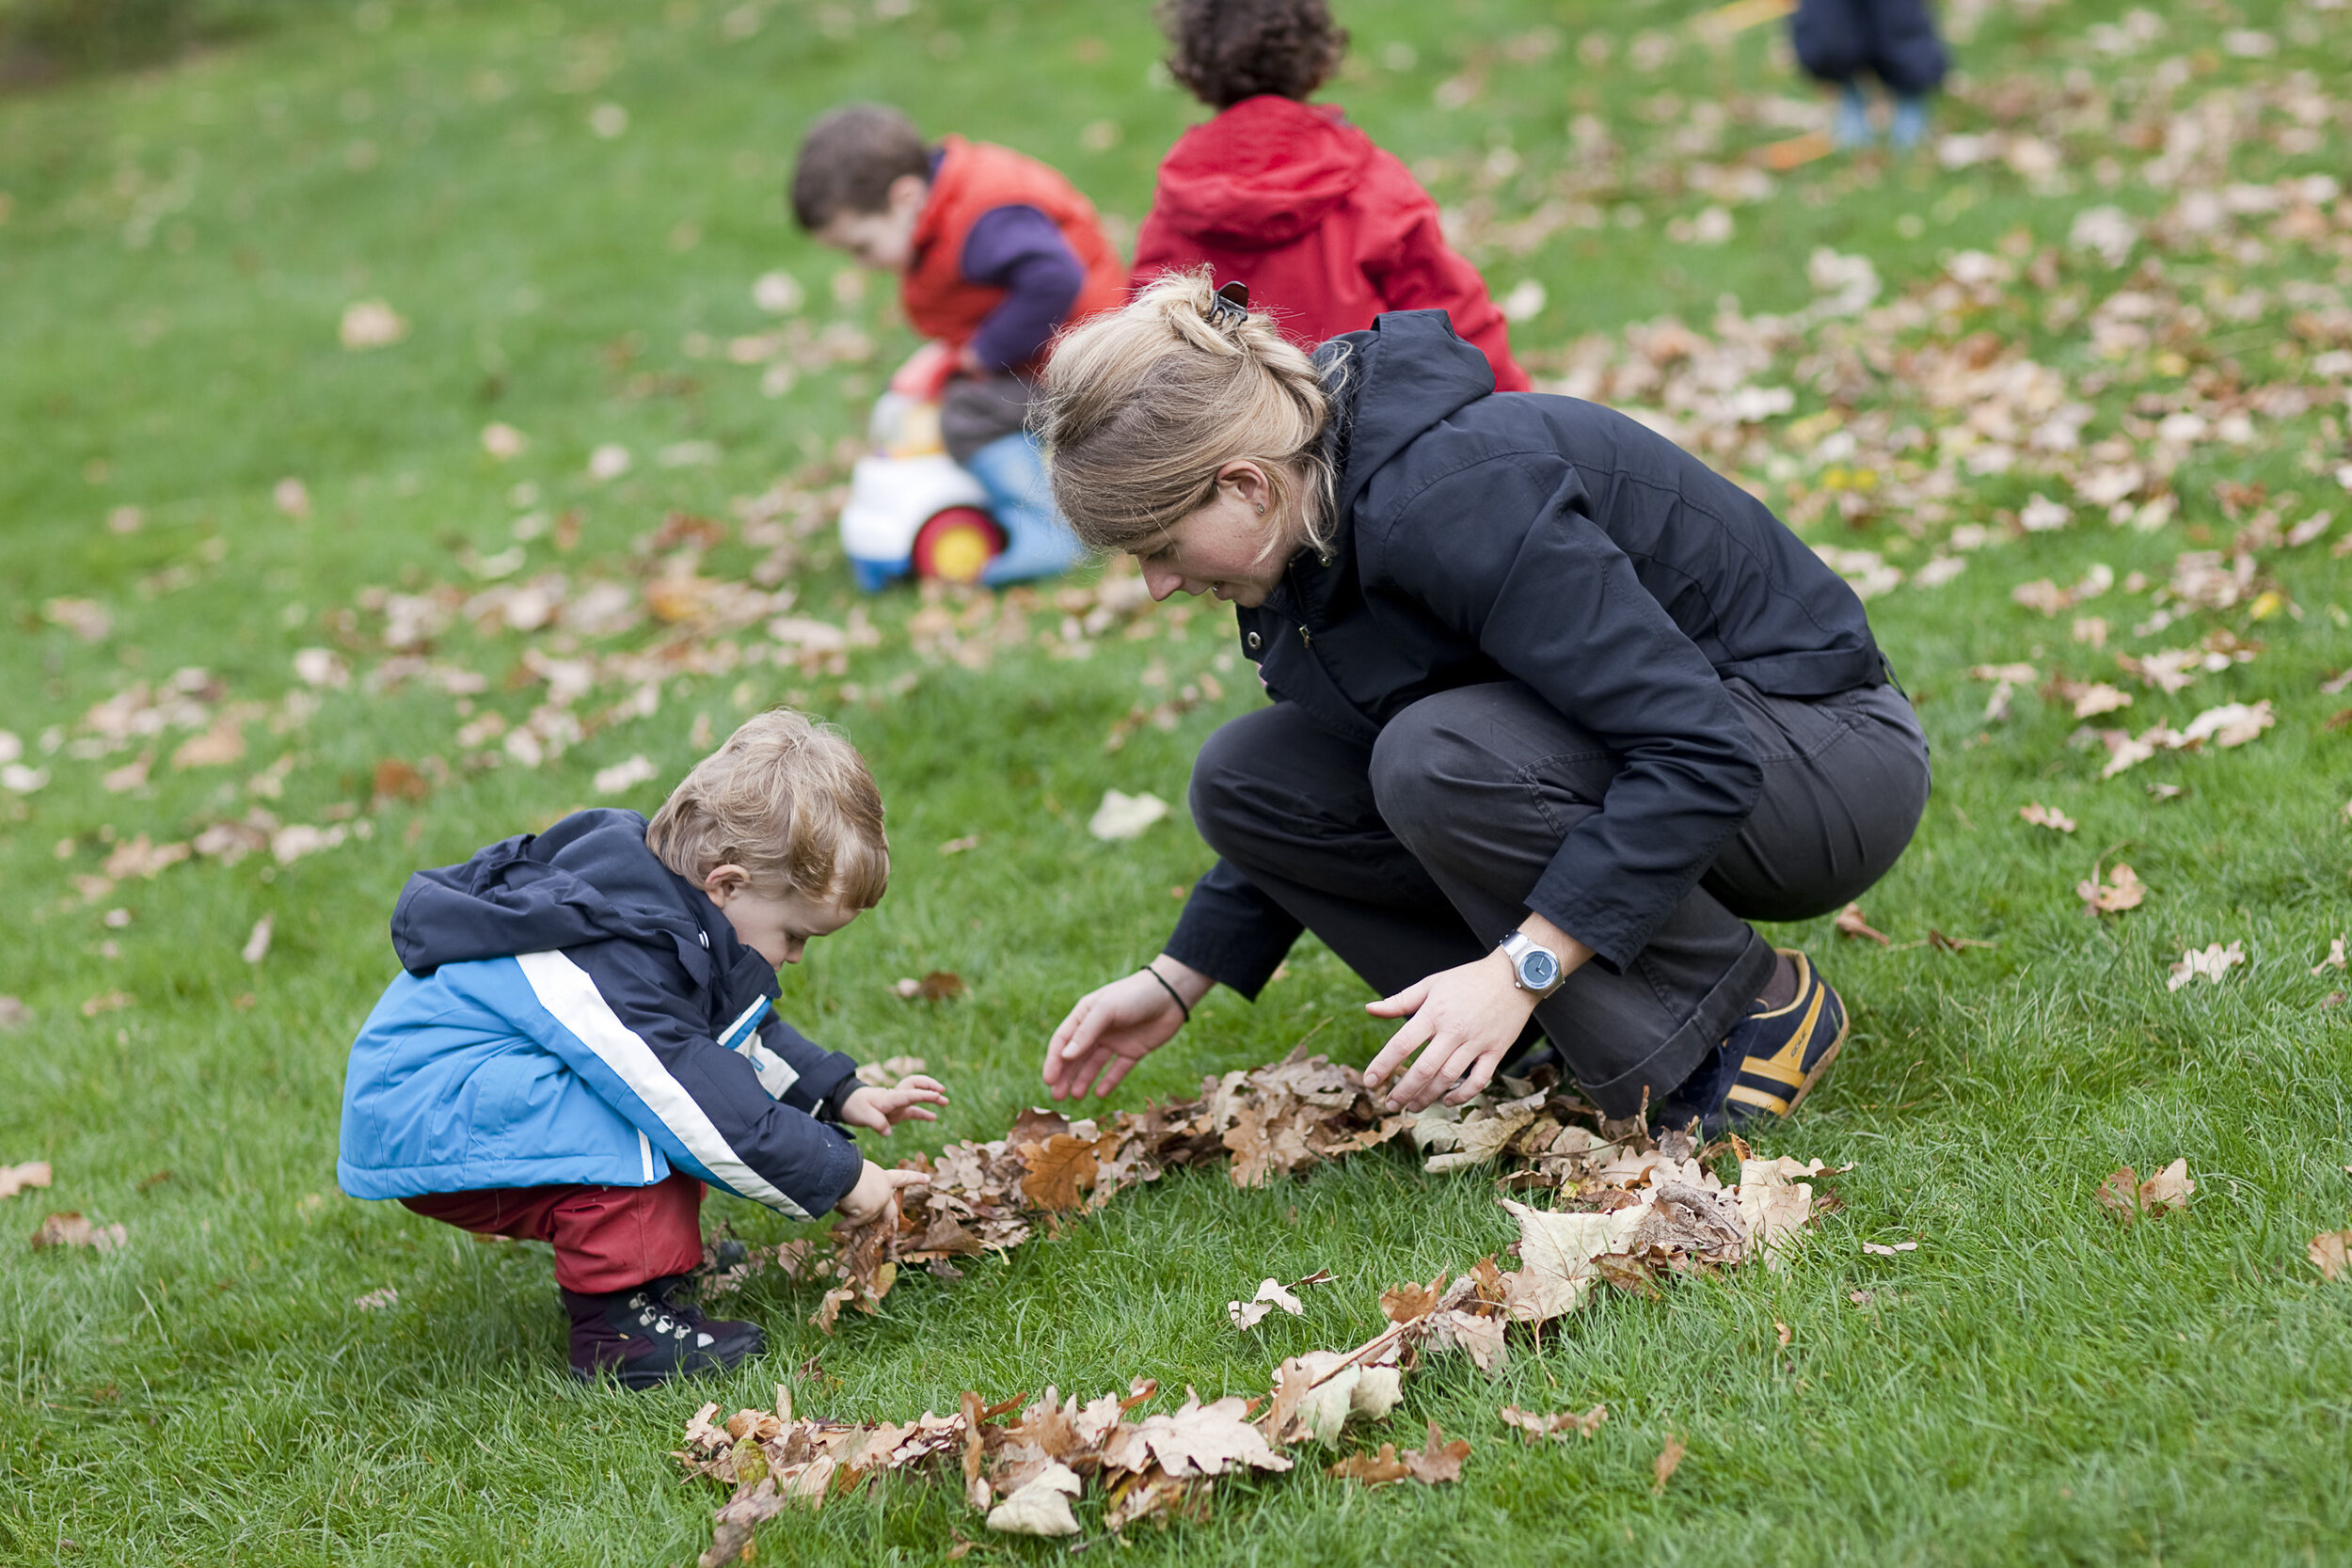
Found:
[1167,309,1884,986]
[337,809,866,1218]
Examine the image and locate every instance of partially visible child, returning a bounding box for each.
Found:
[1132,0,1531,392]
[1790,0,1949,150]
[793,103,1126,585]
[338,710,946,1389]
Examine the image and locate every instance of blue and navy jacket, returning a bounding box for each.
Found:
[337,809,866,1219]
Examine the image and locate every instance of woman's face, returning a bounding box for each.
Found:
[1136,462,1297,609]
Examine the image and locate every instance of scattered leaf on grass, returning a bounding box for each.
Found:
[938,834,981,855]
[1652,1433,1688,1494]
[1773,1319,1792,1348]
[2020,801,2076,833]
[1834,902,1890,944]
[2167,942,2245,990]
[1089,789,1169,841]
[2311,939,2346,976]
[339,299,407,349]
[1227,1276,1305,1330]
[2310,1230,2351,1282]
[2099,1159,2195,1223]
[1861,1241,1919,1255]
[353,1287,399,1310]
[1328,1422,1467,1487]
[2077,863,2145,914]
[893,972,964,1002]
[0,997,26,1030]
[1499,1404,1607,1443]
[241,915,273,965]
[32,1212,126,1251]
[1,1162,54,1199]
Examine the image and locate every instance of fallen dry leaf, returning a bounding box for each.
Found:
[1326,1445,1412,1486]
[1773,1319,1792,1348]
[1834,902,1891,945]
[2077,862,2146,915]
[2310,1229,2351,1282]
[1401,1420,1470,1484]
[984,1461,1082,1537]
[2099,1159,2195,1224]
[1499,1403,1607,1443]
[2311,939,2345,976]
[892,971,965,1003]
[1088,789,1168,840]
[1,1161,54,1199]
[241,915,273,965]
[2167,942,2246,990]
[1860,1241,1919,1256]
[2020,801,2077,833]
[1227,1276,1305,1331]
[32,1212,126,1252]
[1652,1433,1688,1494]
[1018,1132,1101,1212]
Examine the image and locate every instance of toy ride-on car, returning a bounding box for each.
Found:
[838,348,1008,593]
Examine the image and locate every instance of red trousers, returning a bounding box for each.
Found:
[402,1172,706,1295]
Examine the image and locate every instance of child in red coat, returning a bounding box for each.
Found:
[1131,0,1530,392]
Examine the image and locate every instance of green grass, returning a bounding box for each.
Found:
[4,0,2351,1563]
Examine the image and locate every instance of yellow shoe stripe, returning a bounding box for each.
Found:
[1741,985,1827,1088]
[1727,1084,1792,1115]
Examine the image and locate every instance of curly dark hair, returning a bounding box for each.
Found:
[1159,0,1348,108]
[790,103,930,230]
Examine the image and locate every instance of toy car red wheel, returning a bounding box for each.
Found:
[911,506,1005,584]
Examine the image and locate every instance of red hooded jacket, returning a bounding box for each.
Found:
[1130,96,1530,392]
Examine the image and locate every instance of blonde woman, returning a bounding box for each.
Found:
[1037,273,1929,1132]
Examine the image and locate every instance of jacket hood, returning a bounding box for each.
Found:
[389,808,723,985]
[1326,309,1498,521]
[1152,97,1371,249]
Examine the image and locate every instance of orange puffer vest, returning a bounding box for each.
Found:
[901,136,1126,360]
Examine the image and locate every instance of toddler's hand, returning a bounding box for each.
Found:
[834,1160,930,1226]
[838,1075,949,1136]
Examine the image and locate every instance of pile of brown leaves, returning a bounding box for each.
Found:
[679,1050,1838,1562]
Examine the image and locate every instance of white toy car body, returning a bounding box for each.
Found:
[839,390,1006,592]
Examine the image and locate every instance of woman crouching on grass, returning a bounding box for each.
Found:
[1033,271,1930,1132]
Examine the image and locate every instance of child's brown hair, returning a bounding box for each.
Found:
[1160,0,1348,108]
[789,103,929,230]
[645,709,890,908]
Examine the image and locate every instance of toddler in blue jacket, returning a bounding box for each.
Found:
[338,709,945,1388]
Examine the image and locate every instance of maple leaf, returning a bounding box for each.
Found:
[1018,1132,1101,1212]
[1403,1420,1470,1484]
[983,1462,1082,1537]
[1500,1403,1608,1443]
[2310,1229,2352,1282]
[1652,1433,1688,1494]
[1499,1199,1648,1320]
[1736,1157,1836,1272]
[1379,1275,1444,1324]
[2020,801,2077,833]
[1834,902,1891,945]
[0,1161,53,1200]
[2077,862,2146,914]
[1326,1445,1412,1486]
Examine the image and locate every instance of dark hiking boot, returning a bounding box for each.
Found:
[1653,950,1851,1137]
[562,1275,765,1389]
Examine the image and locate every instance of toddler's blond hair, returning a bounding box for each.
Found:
[645,708,889,909]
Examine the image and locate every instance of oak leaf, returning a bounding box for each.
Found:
[1500,1403,1608,1443]
[1018,1133,1101,1212]
[2167,942,2245,990]
[983,1462,1082,1537]
[1227,1276,1305,1330]
[2098,1159,2195,1223]
[0,1161,53,1199]
[1402,1420,1471,1484]
[1834,903,1890,944]
[2020,801,2076,833]
[2077,862,2145,914]
[2310,1229,2351,1282]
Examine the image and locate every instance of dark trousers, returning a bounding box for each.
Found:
[1188,680,1931,1117]
[1791,0,1949,96]
[401,1172,705,1295]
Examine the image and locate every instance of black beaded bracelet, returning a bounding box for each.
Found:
[1139,964,1191,1023]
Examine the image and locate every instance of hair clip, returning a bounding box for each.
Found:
[1206,279,1249,328]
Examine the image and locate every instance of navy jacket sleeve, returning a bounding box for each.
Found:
[1163,857,1303,999]
[748,1013,865,1122]
[1360,451,1763,972]
[513,938,866,1219]
[960,204,1086,371]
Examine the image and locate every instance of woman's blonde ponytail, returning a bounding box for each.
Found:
[1033,268,1338,558]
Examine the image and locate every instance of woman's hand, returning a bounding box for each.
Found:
[1042,958,1211,1101]
[836,1076,950,1136]
[834,1161,930,1226]
[1361,951,1539,1112]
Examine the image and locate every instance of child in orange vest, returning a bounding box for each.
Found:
[794,104,1125,585]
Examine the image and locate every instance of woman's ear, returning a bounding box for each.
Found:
[1217,460,1272,511]
[701,863,750,906]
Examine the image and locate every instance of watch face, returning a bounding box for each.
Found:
[1518,949,1560,990]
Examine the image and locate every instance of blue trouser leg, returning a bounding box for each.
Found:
[963,432,1087,586]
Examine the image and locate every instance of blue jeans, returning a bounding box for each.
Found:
[961,432,1087,586]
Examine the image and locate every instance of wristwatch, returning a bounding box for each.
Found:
[1498,930,1565,997]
